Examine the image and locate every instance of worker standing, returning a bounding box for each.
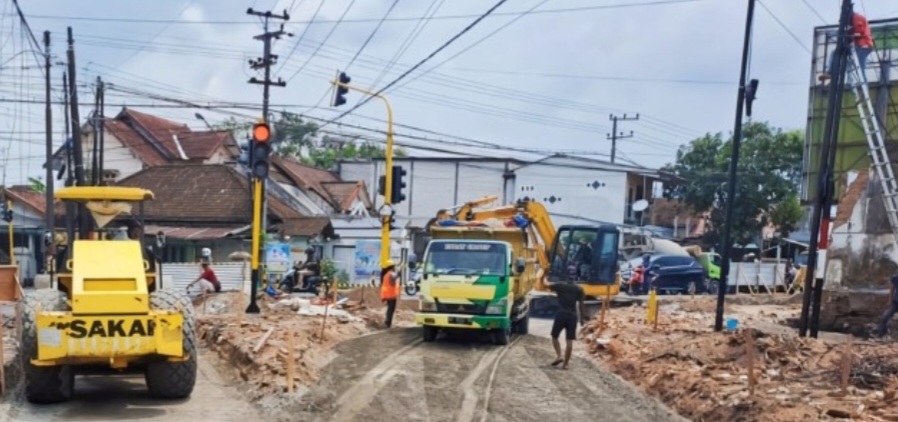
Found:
[543,278,586,370]
[872,274,898,337]
[819,11,874,83]
[380,260,400,328]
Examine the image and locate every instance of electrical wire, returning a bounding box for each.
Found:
[276,0,324,75]
[284,0,357,83]
[344,0,399,73]
[320,0,511,128]
[757,0,812,55]
[111,0,197,69]
[22,1,710,26]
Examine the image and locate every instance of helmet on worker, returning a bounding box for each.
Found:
[383,259,396,269]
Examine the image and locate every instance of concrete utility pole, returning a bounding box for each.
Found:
[607,113,638,163]
[800,0,854,338]
[66,27,89,240]
[43,30,54,275]
[714,0,757,332]
[245,7,291,314]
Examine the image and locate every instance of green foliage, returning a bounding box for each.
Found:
[336,269,350,284]
[320,258,338,280]
[662,122,804,245]
[769,194,804,238]
[213,112,403,170]
[27,177,45,194]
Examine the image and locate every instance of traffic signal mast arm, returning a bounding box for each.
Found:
[331,74,396,267]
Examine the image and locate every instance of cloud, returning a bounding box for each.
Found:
[2,0,895,185]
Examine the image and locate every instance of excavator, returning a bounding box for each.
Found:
[433,195,621,298]
[417,196,620,343]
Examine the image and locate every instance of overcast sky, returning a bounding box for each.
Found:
[1,0,896,185]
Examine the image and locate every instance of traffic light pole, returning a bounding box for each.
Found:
[331,79,395,266]
[246,7,289,314]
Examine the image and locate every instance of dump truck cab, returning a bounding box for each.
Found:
[22,186,196,404]
[543,224,622,297]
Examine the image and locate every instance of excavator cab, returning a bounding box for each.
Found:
[545,224,621,297]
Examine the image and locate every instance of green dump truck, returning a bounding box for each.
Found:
[416,225,536,345]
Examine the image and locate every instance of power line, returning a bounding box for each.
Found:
[344,0,399,73]
[323,0,510,128]
[18,1,710,26]
[801,0,827,23]
[276,0,324,75]
[757,0,812,54]
[284,0,356,82]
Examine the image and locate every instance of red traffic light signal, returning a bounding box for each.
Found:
[252,123,271,143]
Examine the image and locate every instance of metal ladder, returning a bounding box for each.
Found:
[845,46,898,242]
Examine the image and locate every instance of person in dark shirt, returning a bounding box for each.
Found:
[873,275,898,337]
[543,278,586,369]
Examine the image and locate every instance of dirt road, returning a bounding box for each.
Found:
[276,327,685,422]
[1,351,257,422]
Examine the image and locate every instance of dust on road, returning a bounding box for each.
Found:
[271,328,684,422]
[2,350,257,422]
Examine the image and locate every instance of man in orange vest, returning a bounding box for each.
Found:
[380,259,400,328]
[819,12,874,83]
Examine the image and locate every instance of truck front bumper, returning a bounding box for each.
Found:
[415,312,510,330]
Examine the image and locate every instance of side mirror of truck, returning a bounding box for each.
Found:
[514,258,526,274]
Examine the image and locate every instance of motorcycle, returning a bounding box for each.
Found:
[279,265,325,295]
[404,269,421,296]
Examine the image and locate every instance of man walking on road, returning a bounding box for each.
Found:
[543,278,586,370]
[872,274,898,337]
[380,260,400,328]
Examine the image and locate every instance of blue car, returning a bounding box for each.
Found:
[624,254,708,295]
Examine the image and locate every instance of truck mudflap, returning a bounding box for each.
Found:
[416,313,510,330]
[34,311,184,363]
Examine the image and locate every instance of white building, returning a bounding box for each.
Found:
[338,153,664,228]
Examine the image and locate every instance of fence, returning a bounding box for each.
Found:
[158,262,248,293]
[728,262,789,293]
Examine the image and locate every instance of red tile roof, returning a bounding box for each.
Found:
[105,120,169,166]
[119,108,189,159]
[116,164,302,224]
[280,217,334,237]
[177,130,233,159]
[145,224,246,240]
[321,181,364,212]
[4,185,47,217]
[271,156,341,206]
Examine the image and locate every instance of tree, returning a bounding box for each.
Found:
[769,194,803,238]
[662,122,803,245]
[212,113,405,170]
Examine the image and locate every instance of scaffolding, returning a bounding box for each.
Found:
[801,18,898,202]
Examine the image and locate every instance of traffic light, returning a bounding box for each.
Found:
[333,72,351,107]
[390,165,407,204]
[250,122,272,179]
[377,174,386,196]
[388,209,397,231]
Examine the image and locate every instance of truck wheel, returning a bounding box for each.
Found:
[515,314,530,335]
[404,283,418,296]
[145,290,197,399]
[706,278,720,295]
[22,290,75,403]
[492,328,510,346]
[422,325,438,342]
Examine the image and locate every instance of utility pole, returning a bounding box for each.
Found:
[66,27,88,239]
[714,0,757,332]
[98,77,105,185]
[607,113,638,163]
[800,0,854,338]
[245,7,291,314]
[43,30,54,279]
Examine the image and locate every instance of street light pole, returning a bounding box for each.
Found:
[714,0,756,332]
[330,79,395,266]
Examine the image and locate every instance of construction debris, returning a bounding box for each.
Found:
[583,295,898,422]
[197,289,416,402]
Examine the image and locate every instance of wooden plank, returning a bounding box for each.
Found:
[0,309,5,396]
[744,329,756,396]
[253,328,275,353]
[286,330,295,393]
[841,335,853,394]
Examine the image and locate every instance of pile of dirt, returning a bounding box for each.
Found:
[197,289,416,404]
[342,285,419,311]
[584,296,898,422]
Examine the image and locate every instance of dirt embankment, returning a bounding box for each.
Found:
[583,295,898,422]
[197,288,416,418]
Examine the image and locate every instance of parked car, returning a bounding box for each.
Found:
[622,254,708,295]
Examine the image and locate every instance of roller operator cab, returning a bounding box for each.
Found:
[543,225,622,298]
[416,231,532,346]
[22,186,196,404]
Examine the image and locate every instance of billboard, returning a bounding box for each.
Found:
[801,19,898,202]
[354,240,381,282]
[265,242,292,274]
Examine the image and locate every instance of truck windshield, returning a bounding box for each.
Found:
[425,242,507,276]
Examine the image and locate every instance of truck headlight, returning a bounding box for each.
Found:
[420,297,437,311]
[485,298,507,315]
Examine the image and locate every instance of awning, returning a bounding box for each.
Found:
[144,225,248,240]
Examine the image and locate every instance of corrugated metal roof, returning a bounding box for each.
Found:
[145,224,247,240]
